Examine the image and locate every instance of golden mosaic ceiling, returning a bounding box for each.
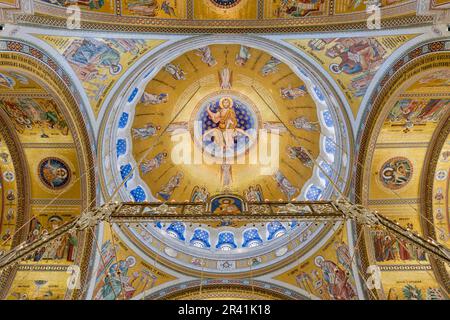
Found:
[93,42,352,279]
[0,50,96,300]
[0,2,449,300]
[357,50,450,299]
[14,0,431,32]
[130,44,322,202]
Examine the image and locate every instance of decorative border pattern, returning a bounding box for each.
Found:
[367,198,419,205]
[29,198,83,205]
[22,143,76,149]
[379,264,432,271]
[17,264,69,272]
[15,13,433,34]
[145,279,308,300]
[375,142,430,149]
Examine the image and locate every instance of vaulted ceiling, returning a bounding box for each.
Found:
[0,0,449,301]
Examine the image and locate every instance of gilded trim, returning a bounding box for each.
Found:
[146,279,308,300]
[14,13,432,34]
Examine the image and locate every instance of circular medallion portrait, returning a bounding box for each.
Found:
[379,157,413,190]
[193,93,259,159]
[209,0,241,8]
[38,157,71,190]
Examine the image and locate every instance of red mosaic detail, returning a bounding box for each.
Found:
[29,47,43,59]
[393,59,405,71]
[408,47,422,60]
[7,41,23,52]
[428,42,444,52]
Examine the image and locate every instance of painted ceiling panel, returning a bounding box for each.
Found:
[360,52,450,299]
[0,4,449,300]
[286,35,418,118]
[36,36,166,116]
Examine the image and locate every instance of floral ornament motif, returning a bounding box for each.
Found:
[3,171,14,182]
[435,170,447,181]
[217,260,235,270]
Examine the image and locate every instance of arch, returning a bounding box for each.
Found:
[0,41,97,299]
[0,110,30,298]
[355,41,450,298]
[420,116,450,293]
[145,279,309,300]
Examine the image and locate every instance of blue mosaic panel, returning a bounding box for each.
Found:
[118,112,129,129]
[166,222,186,241]
[130,186,146,202]
[242,228,263,248]
[267,221,286,241]
[297,66,309,79]
[116,139,127,157]
[322,110,334,128]
[144,68,155,79]
[216,231,237,249]
[325,137,336,154]
[190,228,211,248]
[289,221,298,229]
[128,88,139,103]
[306,185,322,201]
[313,86,325,102]
[318,161,333,184]
[119,163,133,187]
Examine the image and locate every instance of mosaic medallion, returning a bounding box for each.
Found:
[193,93,258,159]
[38,157,71,190]
[379,157,413,190]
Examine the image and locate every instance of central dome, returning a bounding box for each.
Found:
[126,44,331,202]
[100,39,351,274]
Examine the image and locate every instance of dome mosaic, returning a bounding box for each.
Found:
[99,41,352,274]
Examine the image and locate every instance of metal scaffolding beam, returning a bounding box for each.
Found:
[0,198,449,274]
[110,201,345,222]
